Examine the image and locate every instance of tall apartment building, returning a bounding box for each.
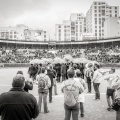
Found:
[104,17,120,38]
[0,25,49,41]
[86,1,119,39]
[55,13,86,41]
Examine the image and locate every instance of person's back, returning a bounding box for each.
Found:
[0,74,39,120]
[0,91,38,120]
[61,68,84,120]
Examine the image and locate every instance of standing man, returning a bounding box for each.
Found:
[75,69,86,118]
[0,74,39,120]
[47,66,55,103]
[61,63,66,82]
[61,68,84,120]
[111,76,120,120]
[85,64,94,93]
[91,64,102,100]
[103,68,118,111]
[37,67,51,113]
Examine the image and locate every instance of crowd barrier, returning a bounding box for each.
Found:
[0,63,120,68]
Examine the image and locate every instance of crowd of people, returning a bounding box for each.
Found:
[0,44,120,64]
[0,61,120,120]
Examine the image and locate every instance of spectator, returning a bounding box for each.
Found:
[37,67,51,113]
[0,74,39,120]
[61,68,84,120]
[103,68,118,111]
[91,65,102,100]
[47,66,55,103]
[111,76,120,120]
[17,70,33,92]
[75,69,86,118]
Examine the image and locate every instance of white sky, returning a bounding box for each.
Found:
[0,0,120,39]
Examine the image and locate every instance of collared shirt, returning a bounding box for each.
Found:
[104,73,118,89]
[92,69,102,83]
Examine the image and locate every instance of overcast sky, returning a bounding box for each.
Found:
[0,0,120,39]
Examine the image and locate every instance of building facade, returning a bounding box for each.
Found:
[0,25,49,41]
[86,1,119,39]
[55,13,87,41]
[104,17,120,38]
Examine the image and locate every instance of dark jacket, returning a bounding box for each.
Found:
[24,81,33,92]
[28,65,37,74]
[47,70,55,86]
[0,87,39,120]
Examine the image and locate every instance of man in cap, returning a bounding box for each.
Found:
[61,68,84,120]
[0,74,39,120]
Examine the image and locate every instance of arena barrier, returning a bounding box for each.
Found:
[2,63,30,68]
[1,63,120,68]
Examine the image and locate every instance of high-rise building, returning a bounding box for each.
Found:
[104,17,120,38]
[86,1,119,39]
[55,13,86,41]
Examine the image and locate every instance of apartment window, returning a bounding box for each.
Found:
[98,2,101,5]
[109,7,111,9]
[94,6,97,9]
[59,29,61,32]
[95,19,97,24]
[14,35,16,38]
[102,6,105,8]
[95,14,97,17]
[95,29,97,32]
[115,7,117,9]
[99,33,101,36]
[109,10,112,13]
[95,33,97,36]
[110,14,112,17]
[102,10,105,16]
[95,10,97,13]
[10,31,12,34]
[115,11,117,13]
[99,14,101,17]
[115,14,117,17]
[95,26,97,28]
[59,25,61,28]
[94,2,97,5]
[64,26,66,28]
[14,32,16,34]
[10,35,12,38]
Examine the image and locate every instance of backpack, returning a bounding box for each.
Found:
[38,75,46,91]
[64,81,79,107]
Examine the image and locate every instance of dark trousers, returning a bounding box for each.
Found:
[93,83,100,99]
[64,103,80,120]
[87,77,91,92]
[80,102,84,115]
[57,74,61,82]
[62,74,66,82]
[49,86,53,102]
